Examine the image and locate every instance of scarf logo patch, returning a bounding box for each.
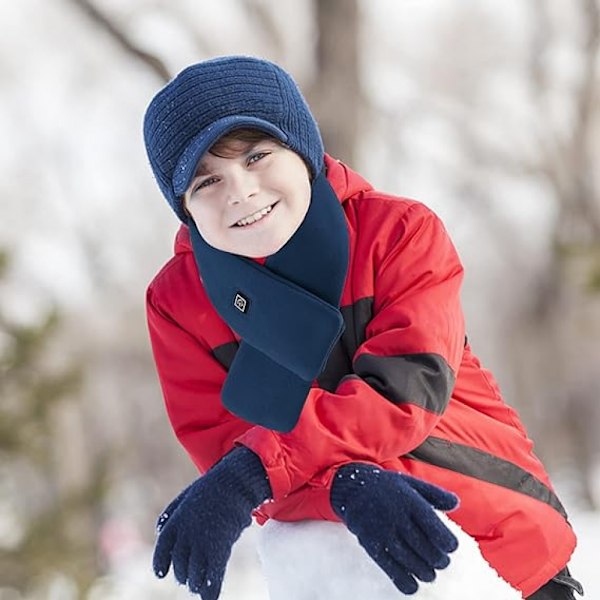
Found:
[233,292,249,314]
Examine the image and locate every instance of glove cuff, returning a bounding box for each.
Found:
[218,446,273,508]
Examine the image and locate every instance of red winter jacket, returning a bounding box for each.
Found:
[146,155,576,597]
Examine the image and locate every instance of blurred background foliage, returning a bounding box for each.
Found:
[0,0,599,598]
[0,250,109,592]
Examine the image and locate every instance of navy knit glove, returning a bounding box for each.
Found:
[153,447,271,599]
[331,463,459,595]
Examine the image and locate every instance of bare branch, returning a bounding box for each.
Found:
[528,0,600,241]
[66,0,172,83]
[529,0,552,95]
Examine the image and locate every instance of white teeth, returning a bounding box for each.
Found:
[236,204,274,227]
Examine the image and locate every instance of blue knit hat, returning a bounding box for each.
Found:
[143,56,324,222]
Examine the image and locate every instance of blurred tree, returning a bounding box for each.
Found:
[503,0,600,508]
[0,249,109,595]
[310,0,362,165]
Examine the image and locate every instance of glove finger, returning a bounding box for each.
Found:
[152,523,177,578]
[393,516,450,571]
[363,542,419,595]
[403,475,459,512]
[409,500,458,554]
[387,538,437,583]
[156,488,189,533]
[200,567,225,600]
[172,540,191,586]
[187,551,208,597]
[187,548,226,600]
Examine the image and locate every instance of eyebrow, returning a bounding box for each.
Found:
[193,162,211,178]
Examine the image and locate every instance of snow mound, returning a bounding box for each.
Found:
[256,512,522,599]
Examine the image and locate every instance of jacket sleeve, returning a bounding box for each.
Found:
[146,284,252,474]
[235,203,466,501]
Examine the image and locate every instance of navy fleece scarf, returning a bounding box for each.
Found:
[189,170,349,431]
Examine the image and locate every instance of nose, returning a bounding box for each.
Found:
[226,169,259,206]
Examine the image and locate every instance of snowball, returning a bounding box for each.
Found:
[256,512,522,599]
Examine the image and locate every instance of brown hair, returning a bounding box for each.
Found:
[209,128,285,158]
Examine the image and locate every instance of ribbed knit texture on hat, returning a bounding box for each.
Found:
[143,56,324,222]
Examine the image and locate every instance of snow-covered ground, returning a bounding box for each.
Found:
[83,509,598,600]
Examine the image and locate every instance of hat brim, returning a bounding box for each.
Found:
[222,340,313,433]
[172,116,288,197]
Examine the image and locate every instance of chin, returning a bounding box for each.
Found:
[245,232,294,258]
[243,244,283,258]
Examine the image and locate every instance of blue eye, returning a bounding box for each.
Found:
[248,151,269,165]
[192,176,218,194]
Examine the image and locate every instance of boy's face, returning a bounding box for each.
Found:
[183,140,311,258]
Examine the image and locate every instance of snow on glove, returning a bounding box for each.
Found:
[155,482,192,534]
[153,446,271,599]
[330,463,459,596]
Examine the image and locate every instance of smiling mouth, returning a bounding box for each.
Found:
[232,202,279,228]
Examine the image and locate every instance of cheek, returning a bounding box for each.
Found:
[188,197,215,222]
[293,178,311,215]
[189,204,221,238]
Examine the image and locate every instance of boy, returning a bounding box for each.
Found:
[143,56,582,600]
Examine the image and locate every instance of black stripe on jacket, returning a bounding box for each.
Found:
[406,436,569,518]
[351,352,455,414]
